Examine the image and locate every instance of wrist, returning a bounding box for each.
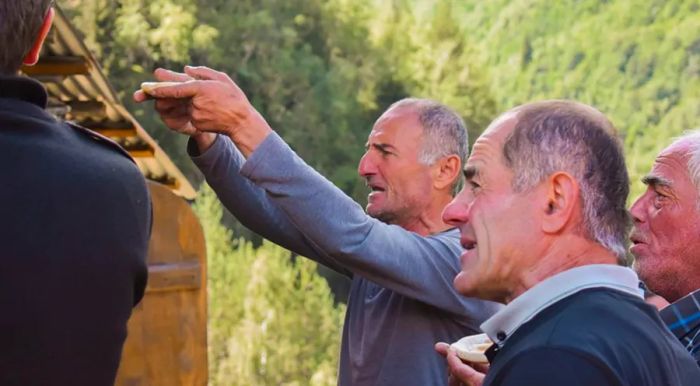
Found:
[226,109,273,158]
[192,132,217,154]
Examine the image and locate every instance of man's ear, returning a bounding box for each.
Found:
[433,154,461,191]
[23,7,54,66]
[541,172,580,234]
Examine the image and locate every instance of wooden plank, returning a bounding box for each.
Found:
[80,121,136,138]
[116,182,208,386]
[66,100,105,115]
[146,261,201,293]
[91,127,137,138]
[21,55,90,76]
[128,147,155,158]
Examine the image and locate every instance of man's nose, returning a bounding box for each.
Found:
[358,152,376,177]
[442,190,470,226]
[629,193,648,224]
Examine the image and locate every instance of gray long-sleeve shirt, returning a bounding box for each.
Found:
[190,133,501,386]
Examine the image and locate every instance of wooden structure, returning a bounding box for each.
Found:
[116,182,207,386]
[21,7,208,386]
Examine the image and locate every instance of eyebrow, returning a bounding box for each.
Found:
[365,142,396,152]
[463,165,479,180]
[641,175,672,188]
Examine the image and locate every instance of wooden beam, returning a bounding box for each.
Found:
[146,261,201,293]
[92,127,138,138]
[149,176,180,190]
[21,56,90,76]
[80,121,137,138]
[29,75,65,84]
[66,100,105,115]
[128,147,156,158]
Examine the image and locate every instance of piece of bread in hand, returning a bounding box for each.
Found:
[450,333,493,364]
[140,81,180,96]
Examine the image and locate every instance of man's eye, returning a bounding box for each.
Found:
[653,191,668,207]
[468,181,481,191]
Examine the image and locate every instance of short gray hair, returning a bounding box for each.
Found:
[502,100,630,263]
[671,130,700,193]
[388,98,469,193]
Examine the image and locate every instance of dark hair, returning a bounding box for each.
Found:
[503,100,630,263]
[0,0,53,74]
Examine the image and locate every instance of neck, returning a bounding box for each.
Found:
[397,193,454,236]
[506,235,619,303]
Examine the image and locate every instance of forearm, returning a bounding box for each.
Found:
[190,134,350,276]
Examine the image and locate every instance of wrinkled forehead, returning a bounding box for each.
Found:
[468,112,518,165]
[369,106,423,140]
[648,142,695,187]
[660,139,694,160]
[653,141,692,172]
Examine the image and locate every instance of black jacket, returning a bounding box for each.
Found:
[0,76,150,385]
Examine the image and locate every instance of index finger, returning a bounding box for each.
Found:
[155,68,193,82]
[147,80,200,100]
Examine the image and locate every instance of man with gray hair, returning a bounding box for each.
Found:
[436,100,698,385]
[135,66,500,385]
[630,130,700,366]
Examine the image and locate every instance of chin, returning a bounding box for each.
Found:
[453,274,479,296]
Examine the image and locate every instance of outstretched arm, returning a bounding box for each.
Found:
[134,69,350,276]
[189,133,351,275]
[137,66,499,316]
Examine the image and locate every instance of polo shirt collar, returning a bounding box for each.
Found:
[481,264,643,347]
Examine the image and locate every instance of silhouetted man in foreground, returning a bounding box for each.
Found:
[0,2,151,385]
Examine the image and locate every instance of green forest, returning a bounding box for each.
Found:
[60,0,700,384]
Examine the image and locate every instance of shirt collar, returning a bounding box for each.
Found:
[0,75,48,108]
[481,264,643,347]
[660,289,700,340]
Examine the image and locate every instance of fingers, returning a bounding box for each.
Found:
[146,80,199,99]
[435,342,450,357]
[155,68,192,82]
[133,89,149,103]
[184,65,231,82]
[155,98,191,118]
[446,350,486,386]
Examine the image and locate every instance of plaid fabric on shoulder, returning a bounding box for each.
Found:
[660,289,700,366]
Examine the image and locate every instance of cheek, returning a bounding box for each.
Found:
[648,211,688,247]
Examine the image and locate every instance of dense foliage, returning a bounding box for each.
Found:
[194,185,345,385]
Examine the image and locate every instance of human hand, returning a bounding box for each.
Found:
[435,342,488,386]
[645,293,670,310]
[135,66,271,156]
[133,68,198,136]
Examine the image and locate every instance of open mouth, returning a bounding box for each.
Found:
[462,239,477,250]
[629,234,646,245]
[366,181,386,193]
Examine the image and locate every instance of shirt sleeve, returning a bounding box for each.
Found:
[240,132,501,316]
[190,134,352,276]
[490,347,623,386]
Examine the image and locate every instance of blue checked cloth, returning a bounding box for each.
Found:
[661,289,700,366]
